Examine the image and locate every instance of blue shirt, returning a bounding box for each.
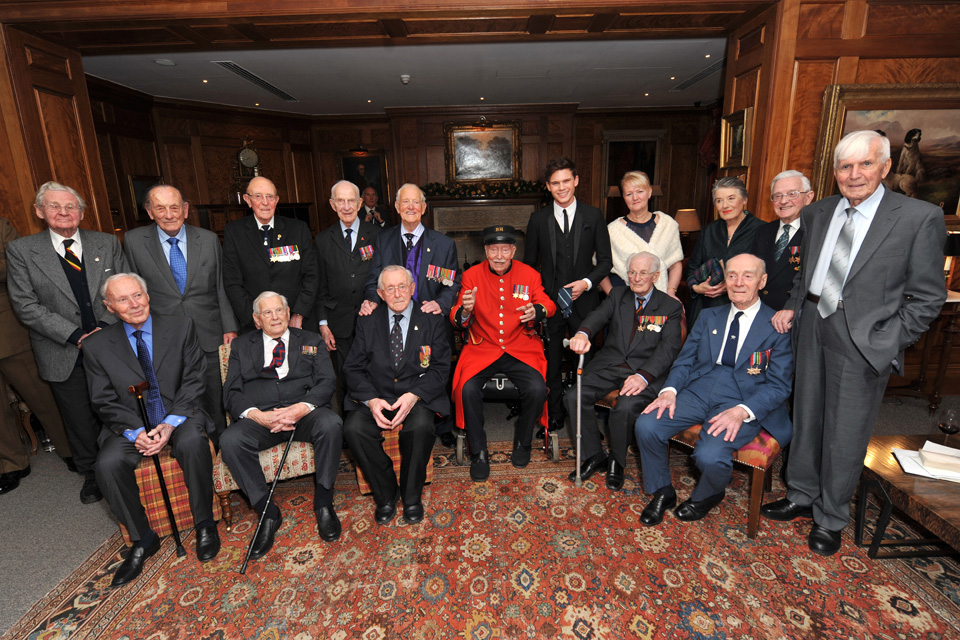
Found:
[387,302,414,346]
[121,316,187,442]
[157,224,188,265]
[339,218,360,251]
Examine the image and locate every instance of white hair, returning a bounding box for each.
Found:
[834,130,890,169]
[330,180,360,200]
[627,251,661,273]
[378,265,415,290]
[252,291,289,315]
[770,170,811,193]
[395,183,426,204]
[101,272,148,299]
[35,181,86,210]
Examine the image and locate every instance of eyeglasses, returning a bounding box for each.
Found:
[332,198,359,207]
[769,190,809,202]
[247,193,278,202]
[42,203,80,214]
[257,308,287,318]
[627,270,658,279]
[382,284,410,295]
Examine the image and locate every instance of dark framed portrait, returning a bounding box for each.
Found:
[337,151,390,207]
[720,107,753,169]
[127,174,163,224]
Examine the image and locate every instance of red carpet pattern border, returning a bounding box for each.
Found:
[5,443,960,639]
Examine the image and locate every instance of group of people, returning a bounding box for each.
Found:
[0,129,947,588]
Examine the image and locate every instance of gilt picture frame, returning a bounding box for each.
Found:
[444,121,522,184]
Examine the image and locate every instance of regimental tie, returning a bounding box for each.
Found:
[630,295,647,344]
[344,227,353,251]
[263,338,285,378]
[721,311,744,367]
[818,207,857,318]
[62,239,82,272]
[167,238,187,294]
[556,286,573,319]
[261,224,271,248]
[404,233,414,251]
[774,225,791,261]
[390,314,404,367]
[133,330,166,427]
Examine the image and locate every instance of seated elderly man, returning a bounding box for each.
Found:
[220,291,343,557]
[342,265,450,525]
[83,273,217,587]
[451,225,556,481]
[634,253,792,526]
[565,251,683,490]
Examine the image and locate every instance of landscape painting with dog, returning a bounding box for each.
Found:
[845,108,960,216]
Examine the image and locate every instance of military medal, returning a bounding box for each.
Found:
[301,345,318,356]
[359,244,374,261]
[747,350,764,375]
[269,245,300,262]
[419,345,431,368]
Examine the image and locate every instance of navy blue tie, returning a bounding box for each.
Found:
[134,330,166,427]
[167,238,187,294]
[721,311,744,367]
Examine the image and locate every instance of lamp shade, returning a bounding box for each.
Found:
[675,209,701,233]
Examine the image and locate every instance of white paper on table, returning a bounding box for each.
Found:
[893,441,960,484]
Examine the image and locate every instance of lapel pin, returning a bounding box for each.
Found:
[712,329,717,335]
[414,325,419,331]
[95,256,100,262]
[277,234,282,240]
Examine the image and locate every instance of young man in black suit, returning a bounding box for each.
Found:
[523,157,612,434]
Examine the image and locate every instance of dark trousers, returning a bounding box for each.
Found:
[563,365,657,468]
[219,407,342,510]
[545,311,590,422]
[49,361,102,476]
[329,333,355,407]
[343,403,435,507]
[95,418,213,541]
[786,300,890,531]
[202,350,226,446]
[462,354,547,455]
[635,366,760,501]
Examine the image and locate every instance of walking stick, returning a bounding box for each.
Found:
[127,382,186,558]
[239,426,297,575]
[575,353,585,488]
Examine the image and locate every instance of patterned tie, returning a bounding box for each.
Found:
[774,225,791,261]
[630,295,647,344]
[562,209,570,235]
[344,228,353,251]
[557,286,573,318]
[167,238,187,294]
[404,234,418,299]
[261,224,271,248]
[263,338,285,378]
[818,207,857,318]
[721,311,744,367]
[390,314,404,367]
[133,330,166,427]
[404,233,414,251]
[62,239,82,272]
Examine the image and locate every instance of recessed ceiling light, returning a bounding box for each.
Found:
[705,54,711,58]
[367,99,372,103]
[644,93,650,97]
[153,59,176,66]
[202,79,208,83]
[670,76,676,80]
[480,97,485,101]
[255,103,260,106]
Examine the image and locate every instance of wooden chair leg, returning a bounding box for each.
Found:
[747,467,765,539]
[217,491,233,531]
[763,466,773,492]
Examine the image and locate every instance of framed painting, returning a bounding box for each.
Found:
[337,150,390,207]
[127,175,162,223]
[600,129,664,222]
[812,83,960,216]
[444,121,522,184]
[720,107,753,169]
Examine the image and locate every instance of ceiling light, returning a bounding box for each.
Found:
[367,99,372,103]
[670,76,676,80]
[153,59,176,66]
[705,54,711,58]
[202,79,208,83]
[255,102,260,106]
[480,97,485,101]
[644,93,650,96]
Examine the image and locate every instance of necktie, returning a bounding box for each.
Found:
[390,314,404,367]
[404,233,414,251]
[167,238,187,294]
[774,225,791,261]
[133,330,166,427]
[556,286,573,318]
[263,338,285,378]
[721,311,744,367]
[344,228,353,251]
[630,295,647,344]
[404,234,418,299]
[562,209,569,235]
[62,239,82,272]
[261,224,271,248]
[818,207,857,318]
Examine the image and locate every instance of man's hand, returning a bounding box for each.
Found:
[387,392,419,428]
[420,300,442,315]
[643,390,676,419]
[564,279,588,301]
[461,287,478,315]
[319,325,337,351]
[77,327,101,349]
[359,300,378,316]
[364,211,374,223]
[694,280,727,298]
[517,302,536,323]
[274,403,311,428]
[620,374,648,397]
[706,406,749,442]
[772,310,794,334]
[249,408,297,433]
[136,423,174,456]
[368,397,395,430]
[568,332,591,355]
[289,313,304,329]
[223,332,238,345]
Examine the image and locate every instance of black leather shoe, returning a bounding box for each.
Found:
[438,432,457,448]
[606,460,624,491]
[511,443,531,468]
[112,536,160,587]
[0,470,23,496]
[674,491,726,521]
[403,502,424,524]
[63,457,78,473]
[470,450,490,482]
[534,426,545,440]
[761,497,813,521]
[808,524,842,556]
[316,506,341,542]
[195,524,221,562]
[640,487,677,526]
[249,513,283,560]
[80,475,102,504]
[375,491,398,525]
[568,453,608,482]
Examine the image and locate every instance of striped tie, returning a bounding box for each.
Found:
[774,225,790,261]
[818,207,857,318]
[62,239,82,272]
[263,338,285,378]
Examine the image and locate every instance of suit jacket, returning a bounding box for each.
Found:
[363,225,461,315]
[752,220,803,311]
[578,287,683,393]
[363,206,393,229]
[223,327,335,416]
[6,229,127,382]
[315,220,381,339]
[522,200,612,316]
[124,223,238,353]
[82,315,210,437]
[222,215,320,331]
[342,304,451,416]
[786,188,947,375]
[0,218,31,360]
[665,303,793,445]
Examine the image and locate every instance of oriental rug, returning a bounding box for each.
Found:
[5,443,960,640]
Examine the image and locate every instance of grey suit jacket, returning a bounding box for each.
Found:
[787,187,947,375]
[124,223,238,353]
[6,229,127,382]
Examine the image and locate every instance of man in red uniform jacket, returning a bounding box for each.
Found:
[451,225,556,481]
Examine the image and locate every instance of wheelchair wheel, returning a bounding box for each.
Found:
[455,431,466,465]
[550,432,560,462]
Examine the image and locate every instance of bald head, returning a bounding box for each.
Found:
[244,176,279,224]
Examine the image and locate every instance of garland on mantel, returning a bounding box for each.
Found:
[421,180,547,199]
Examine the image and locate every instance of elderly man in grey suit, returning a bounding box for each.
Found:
[762,130,947,556]
[6,181,128,504]
[124,184,238,442]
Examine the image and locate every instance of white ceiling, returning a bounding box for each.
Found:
[83,38,727,115]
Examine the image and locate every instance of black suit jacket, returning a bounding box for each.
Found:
[222,215,320,331]
[315,220,381,339]
[752,220,803,311]
[223,327,335,416]
[342,305,451,416]
[522,200,612,317]
[82,315,210,437]
[363,206,393,229]
[578,287,683,391]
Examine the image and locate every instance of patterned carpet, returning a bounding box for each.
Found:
[5,442,960,640]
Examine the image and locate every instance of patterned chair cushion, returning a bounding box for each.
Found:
[668,423,781,471]
[355,426,435,495]
[213,441,317,493]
